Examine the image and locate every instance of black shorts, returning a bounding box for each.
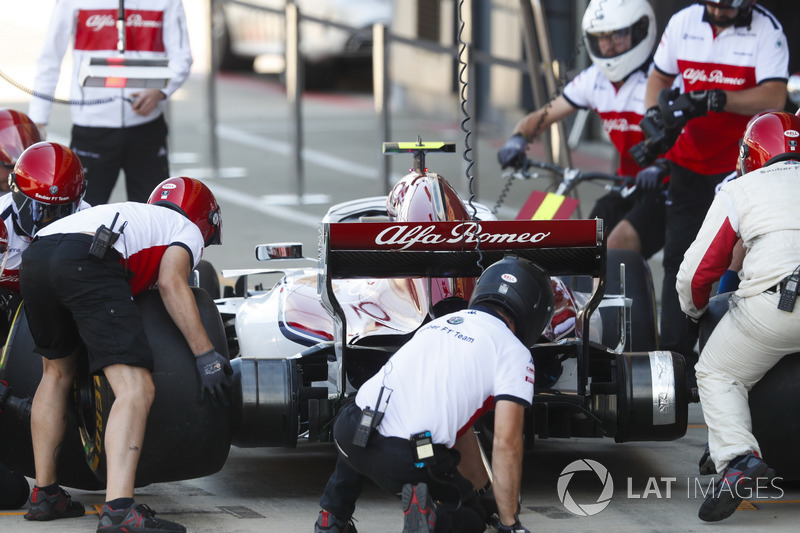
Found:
[589,189,666,260]
[20,234,153,374]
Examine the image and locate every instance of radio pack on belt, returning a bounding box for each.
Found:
[89,212,127,260]
[778,270,800,312]
[352,386,390,448]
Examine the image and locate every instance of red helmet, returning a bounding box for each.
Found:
[147,177,222,246]
[10,142,86,237]
[739,111,800,175]
[0,109,42,169]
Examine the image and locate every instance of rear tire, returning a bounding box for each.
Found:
[750,354,800,481]
[78,288,233,486]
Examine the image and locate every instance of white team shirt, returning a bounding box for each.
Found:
[678,162,800,317]
[0,193,91,292]
[563,65,648,177]
[28,0,193,128]
[356,308,534,448]
[653,4,789,175]
[36,202,204,296]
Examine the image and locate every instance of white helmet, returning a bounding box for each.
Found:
[582,0,656,83]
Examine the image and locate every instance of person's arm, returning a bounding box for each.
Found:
[490,399,525,527]
[644,69,675,109]
[453,428,490,490]
[511,96,576,140]
[676,194,738,318]
[722,81,787,116]
[156,245,213,355]
[160,0,194,98]
[28,1,74,128]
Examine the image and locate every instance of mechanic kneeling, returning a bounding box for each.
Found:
[315,256,554,533]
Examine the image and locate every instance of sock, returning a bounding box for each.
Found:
[105,497,135,511]
[38,483,60,496]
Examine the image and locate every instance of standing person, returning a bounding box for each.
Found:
[28,0,193,206]
[21,177,230,533]
[498,0,669,260]
[676,111,800,522]
[0,109,42,193]
[643,0,788,366]
[315,256,554,533]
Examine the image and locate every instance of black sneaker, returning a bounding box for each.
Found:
[314,510,357,533]
[699,443,715,475]
[698,452,776,522]
[402,483,436,533]
[24,486,85,521]
[96,503,185,532]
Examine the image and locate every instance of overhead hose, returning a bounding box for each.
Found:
[456,0,485,272]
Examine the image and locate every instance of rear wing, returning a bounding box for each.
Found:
[319,219,607,397]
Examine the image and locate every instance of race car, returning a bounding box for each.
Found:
[0,141,703,491]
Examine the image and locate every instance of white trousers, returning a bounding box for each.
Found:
[696,290,800,472]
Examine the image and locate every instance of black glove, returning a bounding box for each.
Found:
[497,522,531,533]
[194,349,233,404]
[662,89,726,130]
[629,101,680,168]
[497,133,528,169]
[635,159,670,191]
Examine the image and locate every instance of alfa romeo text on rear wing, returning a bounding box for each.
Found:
[319,219,606,397]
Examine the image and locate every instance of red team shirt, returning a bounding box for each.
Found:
[28,0,193,129]
[652,4,788,175]
[562,65,649,177]
[34,202,204,296]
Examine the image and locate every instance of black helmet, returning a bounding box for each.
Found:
[469,256,555,347]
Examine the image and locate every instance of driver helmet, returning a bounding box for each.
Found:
[147,177,222,246]
[10,142,85,238]
[582,0,656,83]
[739,111,800,175]
[468,255,555,347]
[0,109,42,170]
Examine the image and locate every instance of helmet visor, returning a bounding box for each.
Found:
[12,191,78,237]
[703,0,747,8]
[585,16,649,60]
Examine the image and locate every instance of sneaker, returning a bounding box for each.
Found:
[314,510,357,533]
[96,503,185,532]
[698,452,776,522]
[402,483,436,533]
[24,486,85,521]
[699,443,716,475]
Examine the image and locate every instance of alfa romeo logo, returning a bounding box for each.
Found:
[557,459,614,516]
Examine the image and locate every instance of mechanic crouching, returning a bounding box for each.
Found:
[315,256,554,533]
[677,112,800,522]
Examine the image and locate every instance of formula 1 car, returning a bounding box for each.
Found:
[0,141,687,491]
